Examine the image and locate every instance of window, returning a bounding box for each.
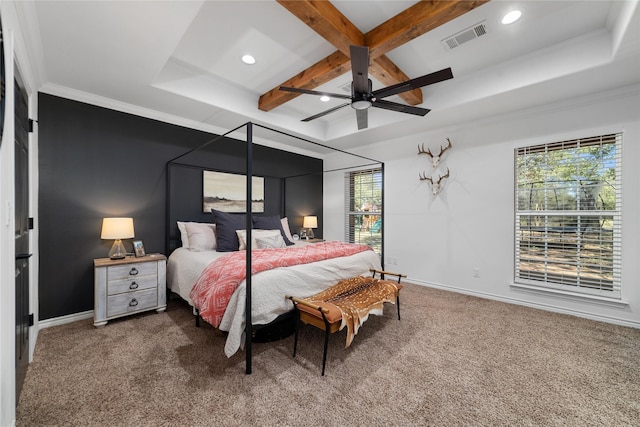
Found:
[345,168,382,254]
[515,133,622,298]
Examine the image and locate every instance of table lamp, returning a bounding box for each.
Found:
[101,217,134,259]
[302,216,317,239]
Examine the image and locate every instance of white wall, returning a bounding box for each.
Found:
[325,85,640,328]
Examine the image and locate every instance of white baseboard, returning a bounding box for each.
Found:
[39,310,93,329]
[408,278,640,329]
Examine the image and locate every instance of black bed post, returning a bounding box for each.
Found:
[381,162,385,271]
[245,122,253,375]
[165,162,173,257]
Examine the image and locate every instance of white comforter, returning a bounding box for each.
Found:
[167,242,382,357]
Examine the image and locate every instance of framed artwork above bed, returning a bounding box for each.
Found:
[203,170,264,213]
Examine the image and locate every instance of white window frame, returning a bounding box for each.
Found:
[514,133,622,299]
[345,168,382,254]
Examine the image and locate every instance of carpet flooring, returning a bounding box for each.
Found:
[16,283,640,426]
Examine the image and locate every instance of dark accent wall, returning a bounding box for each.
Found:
[38,93,323,320]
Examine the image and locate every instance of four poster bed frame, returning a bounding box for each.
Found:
[166,122,385,374]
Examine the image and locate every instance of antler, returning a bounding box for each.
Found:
[418,138,452,163]
[417,143,434,157]
[435,138,452,158]
[436,167,450,183]
[419,171,433,183]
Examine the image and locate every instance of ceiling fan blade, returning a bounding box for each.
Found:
[356,109,368,130]
[372,67,454,99]
[279,86,351,100]
[301,102,351,122]
[350,45,370,94]
[372,99,431,116]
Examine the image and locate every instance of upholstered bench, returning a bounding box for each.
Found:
[287,269,405,375]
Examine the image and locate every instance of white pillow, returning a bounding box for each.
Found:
[256,234,287,249]
[177,221,189,247]
[281,217,294,242]
[236,229,281,250]
[184,222,217,251]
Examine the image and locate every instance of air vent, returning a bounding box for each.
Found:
[339,82,352,94]
[442,21,488,50]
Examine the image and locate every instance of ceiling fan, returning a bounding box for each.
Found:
[279,45,454,130]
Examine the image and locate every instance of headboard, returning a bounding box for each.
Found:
[165,131,324,255]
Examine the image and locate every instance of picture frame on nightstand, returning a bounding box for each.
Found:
[133,240,146,257]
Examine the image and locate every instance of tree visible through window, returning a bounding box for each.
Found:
[515,133,622,298]
[345,168,382,254]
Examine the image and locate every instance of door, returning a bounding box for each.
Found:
[14,69,30,402]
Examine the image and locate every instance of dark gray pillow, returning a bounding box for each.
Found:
[253,215,294,246]
[212,209,248,252]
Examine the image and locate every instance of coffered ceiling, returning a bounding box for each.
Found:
[20,0,640,153]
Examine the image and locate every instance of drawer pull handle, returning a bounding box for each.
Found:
[129,298,139,307]
[129,267,138,276]
[129,282,139,290]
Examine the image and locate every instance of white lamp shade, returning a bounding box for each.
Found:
[302,216,317,229]
[101,217,135,240]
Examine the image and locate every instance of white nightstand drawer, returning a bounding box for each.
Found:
[107,262,157,281]
[107,288,157,318]
[107,275,158,296]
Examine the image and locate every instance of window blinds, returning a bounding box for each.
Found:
[345,168,382,253]
[515,133,622,298]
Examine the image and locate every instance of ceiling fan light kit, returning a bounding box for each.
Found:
[279,45,453,130]
[351,99,372,110]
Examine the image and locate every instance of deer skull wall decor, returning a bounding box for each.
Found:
[418,137,452,168]
[419,168,450,195]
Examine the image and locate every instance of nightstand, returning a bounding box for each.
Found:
[93,254,167,327]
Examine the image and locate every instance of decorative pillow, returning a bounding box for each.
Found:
[256,234,287,249]
[236,229,281,250]
[281,217,295,242]
[177,221,189,247]
[184,222,217,251]
[212,209,248,252]
[253,215,294,246]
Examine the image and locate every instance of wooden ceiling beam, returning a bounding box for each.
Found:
[266,0,421,110]
[259,50,352,113]
[259,0,489,112]
[276,0,364,55]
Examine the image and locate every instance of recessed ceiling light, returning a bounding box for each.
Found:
[320,95,330,102]
[241,54,256,65]
[501,10,522,25]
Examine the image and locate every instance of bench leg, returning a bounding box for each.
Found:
[321,326,329,376]
[293,309,300,358]
[321,316,331,376]
[396,295,401,321]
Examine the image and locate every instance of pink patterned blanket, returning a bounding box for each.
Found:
[189,241,372,328]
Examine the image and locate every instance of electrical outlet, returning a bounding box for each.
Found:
[473,267,480,278]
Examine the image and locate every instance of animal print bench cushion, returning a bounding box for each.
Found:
[300,276,401,347]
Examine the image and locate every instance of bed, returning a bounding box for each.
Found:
[166,122,385,373]
[167,222,382,357]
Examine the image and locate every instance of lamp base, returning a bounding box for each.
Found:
[108,239,127,259]
[306,228,315,239]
